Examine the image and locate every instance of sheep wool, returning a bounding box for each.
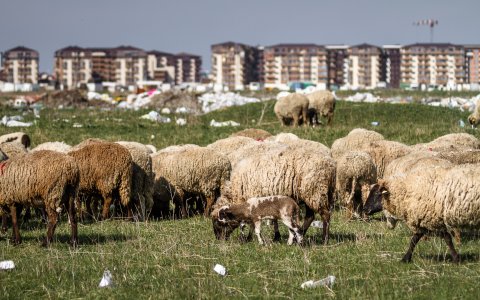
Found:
[207,136,255,157]
[31,141,72,153]
[305,90,336,125]
[274,93,309,126]
[230,128,272,140]
[0,132,31,149]
[331,128,384,159]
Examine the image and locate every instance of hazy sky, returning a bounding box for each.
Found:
[1,0,478,73]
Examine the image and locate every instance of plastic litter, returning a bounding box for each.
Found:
[1,116,32,127]
[301,275,336,289]
[0,260,15,270]
[210,119,240,127]
[72,123,83,128]
[459,119,465,128]
[199,92,261,113]
[140,111,171,123]
[176,118,187,126]
[213,264,227,276]
[99,269,113,288]
[161,108,171,114]
[371,121,379,126]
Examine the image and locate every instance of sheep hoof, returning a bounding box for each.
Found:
[41,239,51,248]
[400,256,412,263]
[273,233,281,242]
[10,238,21,246]
[69,239,78,248]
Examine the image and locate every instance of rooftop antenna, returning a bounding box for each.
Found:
[413,19,439,43]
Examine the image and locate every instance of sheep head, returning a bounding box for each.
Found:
[363,181,389,215]
[211,206,240,240]
[468,115,478,128]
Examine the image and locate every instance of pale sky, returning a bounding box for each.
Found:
[1,0,478,73]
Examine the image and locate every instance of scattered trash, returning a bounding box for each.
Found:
[0,260,15,270]
[301,275,336,289]
[311,221,323,229]
[99,269,113,288]
[459,119,465,128]
[1,116,32,127]
[176,118,187,126]
[140,111,171,123]
[72,123,83,128]
[175,107,190,114]
[161,107,171,114]
[213,264,227,276]
[199,92,261,113]
[276,91,291,100]
[210,119,240,127]
[371,121,380,126]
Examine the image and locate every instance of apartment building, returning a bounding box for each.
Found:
[325,45,349,89]
[174,53,201,84]
[211,42,260,90]
[54,46,147,89]
[400,43,465,88]
[464,45,480,84]
[262,44,328,89]
[1,46,39,84]
[380,45,401,88]
[346,44,382,89]
[147,51,176,83]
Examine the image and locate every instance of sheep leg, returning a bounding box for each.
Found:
[301,206,315,236]
[283,219,296,245]
[302,108,308,127]
[68,197,78,247]
[43,208,58,247]
[321,213,330,245]
[401,232,424,263]
[273,220,281,242]
[443,232,459,263]
[292,114,300,127]
[204,195,214,218]
[10,205,21,245]
[1,214,7,234]
[254,221,264,245]
[101,195,113,220]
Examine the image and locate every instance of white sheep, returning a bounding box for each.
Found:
[274,93,309,126]
[31,141,72,153]
[305,90,336,126]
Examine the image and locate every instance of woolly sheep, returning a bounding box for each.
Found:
[383,151,452,179]
[230,128,272,140]
[274,93,309,127]
[207,136,256,157]
[0,132,31,149]
[151,147,231,218]
[437,149,480,165]
[224,148,336,243]
[227,141,289,169]
[0,150,79,246]
[116,141,154,221]
[0,142,28,159]
[305,90,336,126]
[268,133,331,157]
[31,141,72,153]
[335,151,377,218]
[361,140,412,178]
[364,164,480,263]
[68,142,133,220]
[331,128,384,159]
[411,133,480,152]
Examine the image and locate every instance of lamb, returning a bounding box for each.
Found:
[331,128,384,159]
[230,128,272,141]
[335,151,377,218]
[211,195,303,245]
[224,148,336,243]
[68,142,133,220]
[273,93,309,126]
[0,132,31,149]
[364,164,480,263]
[0,150,79,246]
[305,90,336,126]
[151,146,231,218]
[31,141,72,153]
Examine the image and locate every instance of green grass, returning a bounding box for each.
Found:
[1,96,480,299]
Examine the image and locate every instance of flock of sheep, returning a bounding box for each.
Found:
[1,117,480,262]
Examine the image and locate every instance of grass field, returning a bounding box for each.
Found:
[1,96,480,299]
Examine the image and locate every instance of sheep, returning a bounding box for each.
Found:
[116,141,154,221]
[207,136,256,157]
[145,144,157,154]
[364,163,480,263]
[273,93,309,127]
[224,148,336,244]
[335,151,377,218]
[31,141,72,153]
[383,150,452,179]
[68,142,133,220]
[437,149,480,165]
[0,132,31,149]
[361,140,412,178]
[0,150,79,246]
[211,195,303,245]
[331,128,384,159]
[267,132,331,157]
[468,99,480,128]
[0,141,28,159]
[151,146,231,218]
[305,90,336,126]
[227,141,289,170]
[230,128,272,141]
[411,133,480,152]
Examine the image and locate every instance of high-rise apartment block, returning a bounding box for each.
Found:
[1,46,39,84]
[465,45,480,85]
[346,44,382,89]
[174,53,202,84]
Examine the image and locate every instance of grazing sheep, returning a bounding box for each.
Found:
[0,141,28,159]
[335,151,377,218]
[227,141,289,169]
[68,142,133,220]
[0,150,79,246]
[0,132,31,149]
[331,128,384,159]
[383,151,451,179]
[361,140,412,178]
[224,148,336,244]
[274,93,309,126]
[207,136,256,157]
[412,133,480,152]
[116,141,154,221]
[267,133,331,157]
[230,128,272,141]
[364,164,480,263]
[211,195,303,245]
[438,149,480,165]
[151,146,231,218]
[31,141,72,153]
[306,90,336,126]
